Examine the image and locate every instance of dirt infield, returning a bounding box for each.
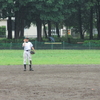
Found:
[0,65,100,100]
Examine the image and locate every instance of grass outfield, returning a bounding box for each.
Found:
[0,50,100,65]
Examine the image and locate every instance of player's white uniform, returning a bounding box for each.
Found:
[23,42,33,65]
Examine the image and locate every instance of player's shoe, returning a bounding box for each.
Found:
[29,68,34,71]
[29,65,34,71]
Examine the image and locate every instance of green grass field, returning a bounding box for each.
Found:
[0,50,100,65]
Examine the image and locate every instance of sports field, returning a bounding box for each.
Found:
[0,50,100,100]
[0,50,100,65]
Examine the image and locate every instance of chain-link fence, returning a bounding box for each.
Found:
[0,41,100,49]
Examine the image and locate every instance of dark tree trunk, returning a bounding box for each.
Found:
[89,0,93,40]
[96,1,100,39]
[36,18,42,41]
[97,10,100,39]
[8,16,12,39]
[56,22,60,37]
[78,6,84,39]
[19,19,24,38]
[15,11,20,39]
[48,21,51,37]
[43,21,47,38]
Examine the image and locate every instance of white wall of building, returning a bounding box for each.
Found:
[24,25,37,38]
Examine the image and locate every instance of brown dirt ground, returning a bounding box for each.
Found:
[0,65,100,100]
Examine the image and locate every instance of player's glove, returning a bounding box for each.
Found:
[30,50,35,54]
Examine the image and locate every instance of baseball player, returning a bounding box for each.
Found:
[22,38,35,71]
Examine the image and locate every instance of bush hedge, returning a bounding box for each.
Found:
[0,26,6,37]
[83,40,100,47]
[0,38,37,43]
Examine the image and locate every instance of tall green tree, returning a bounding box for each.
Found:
[14,0,33,39]
[0,0,14,39]
[25,0,64,41]
[63,0,95,39]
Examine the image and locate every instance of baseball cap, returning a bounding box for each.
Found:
[24,37,29,39]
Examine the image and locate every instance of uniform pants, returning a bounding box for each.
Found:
[23,51,32,65]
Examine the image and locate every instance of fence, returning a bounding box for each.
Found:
[0,41,100,50]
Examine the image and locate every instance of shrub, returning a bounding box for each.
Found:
[0,26,6,37]
[0,38,37,43]
[83,40,100,47]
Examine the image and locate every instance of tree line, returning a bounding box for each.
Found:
[0,0,100,41]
